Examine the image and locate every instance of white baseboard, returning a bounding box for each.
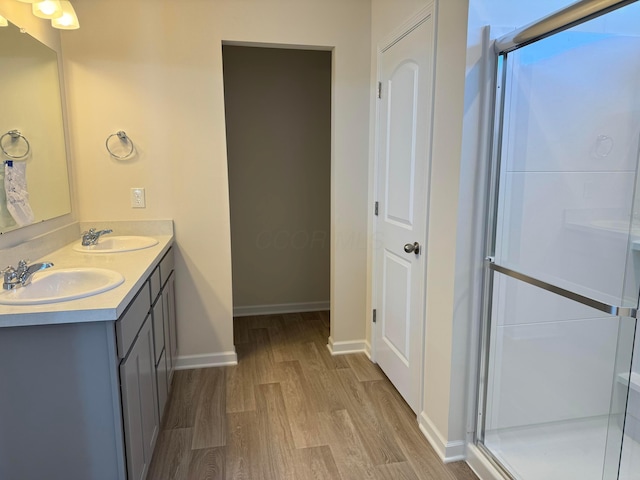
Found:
[326,336,369,355]
[233,301,329,317]
[418,412,466,463]
[465,443,508,480]
[174,350,238,370]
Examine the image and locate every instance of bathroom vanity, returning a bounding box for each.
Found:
[0,224,176,480]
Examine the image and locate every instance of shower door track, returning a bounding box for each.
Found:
[495,0,638,54]
[486,259,639,319]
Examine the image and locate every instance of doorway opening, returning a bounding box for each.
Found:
[222,45,331,340]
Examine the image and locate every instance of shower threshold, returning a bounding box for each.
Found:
[484,416,640,479]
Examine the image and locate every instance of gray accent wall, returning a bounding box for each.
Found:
[223,46,331,310]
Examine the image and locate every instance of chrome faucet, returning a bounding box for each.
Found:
[2,260,53,290]
[81,228,113,246]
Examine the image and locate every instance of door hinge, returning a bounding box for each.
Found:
[377,82,382,99]
[373,309,377,323]
[374,201,379,216]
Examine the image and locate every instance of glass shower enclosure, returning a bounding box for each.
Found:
[477,1,640,479]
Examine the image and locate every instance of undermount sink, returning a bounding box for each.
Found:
[0,268,124,305]
[73,236,159,253]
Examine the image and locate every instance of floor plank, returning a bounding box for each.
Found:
[147,311,478,480]
[319,409,377,480]
[225,343,257,413]
[363,379,474,480]
[225,411,262,480]
[255,382,298,480]
[347,352,385,382]
[293,445,343,480]
[279,361,325,449]
[336,367,406,465]
[162,369,201,429]
[191,368,226,449]
[375,462,422,480]
[187,447,225,480]
[147,428,192,480]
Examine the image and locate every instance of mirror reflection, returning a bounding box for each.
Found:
[0,21,71,233]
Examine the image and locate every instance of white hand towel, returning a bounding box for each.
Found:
[4,162,34,226]
[0,167,17,229]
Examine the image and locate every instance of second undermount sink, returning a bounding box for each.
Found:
[0,268,125,305]
[73,236,159,253]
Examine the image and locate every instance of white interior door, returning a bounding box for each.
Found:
[374,13,435,413]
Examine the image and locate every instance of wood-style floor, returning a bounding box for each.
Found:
[147,311,479,480]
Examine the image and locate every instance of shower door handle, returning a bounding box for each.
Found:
[487,260,639,319]
[404,242,420,255]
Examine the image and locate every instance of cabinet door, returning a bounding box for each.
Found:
[120,316,159,480]
[163,272,178,386]
[152,297,164,365]
[168,275,177,362]
[157,349,168,418]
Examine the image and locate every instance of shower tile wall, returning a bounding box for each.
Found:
[487,33,640,430]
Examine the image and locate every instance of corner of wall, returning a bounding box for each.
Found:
[419,411,467,462]
[326,336,369,356]
[420,0,470,450]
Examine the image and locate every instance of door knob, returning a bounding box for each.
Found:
[404,242,420,254]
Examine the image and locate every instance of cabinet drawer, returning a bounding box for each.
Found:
[149,266,161,303]
[160,248,174,286]
[152,297,164,365]
[116,281,151,359]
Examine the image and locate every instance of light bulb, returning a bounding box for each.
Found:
[32,0,63,19]
[51,1,79,29]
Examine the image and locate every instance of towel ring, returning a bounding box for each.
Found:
[106,130,135,159]
[0,130,30,160]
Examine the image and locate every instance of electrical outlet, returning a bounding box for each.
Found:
[131,188,146,208]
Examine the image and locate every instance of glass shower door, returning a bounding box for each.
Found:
[478,5,640,479]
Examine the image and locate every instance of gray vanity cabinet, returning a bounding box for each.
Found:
[0,240,176,480]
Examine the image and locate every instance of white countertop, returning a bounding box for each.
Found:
[0,234,173,328]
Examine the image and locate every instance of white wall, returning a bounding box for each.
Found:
[61,0,371,365]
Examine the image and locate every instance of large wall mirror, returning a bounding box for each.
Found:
[0,21,71,233]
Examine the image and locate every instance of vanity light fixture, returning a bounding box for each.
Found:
[32,0,63,19]
[51,1,78,29]
[9,0,79,29]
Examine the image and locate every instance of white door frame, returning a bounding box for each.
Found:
[370,3,437,415]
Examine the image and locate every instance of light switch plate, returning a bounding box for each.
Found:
[131,188,146,208]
